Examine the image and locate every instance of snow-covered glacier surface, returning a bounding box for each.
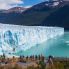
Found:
[0,23,64,55]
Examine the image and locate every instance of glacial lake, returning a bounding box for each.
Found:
[16,31,69,58]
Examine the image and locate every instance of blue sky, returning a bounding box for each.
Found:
[21,0,44,6]
[0,0,48,9]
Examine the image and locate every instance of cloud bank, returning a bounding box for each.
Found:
[0,0,23,9]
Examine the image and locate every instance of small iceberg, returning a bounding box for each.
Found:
[65,41,69,44]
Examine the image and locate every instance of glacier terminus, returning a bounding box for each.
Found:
[0,23,64,56]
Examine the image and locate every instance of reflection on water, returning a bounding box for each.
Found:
[16,32,69,58]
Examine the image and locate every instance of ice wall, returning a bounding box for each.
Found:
[0,23,64,55]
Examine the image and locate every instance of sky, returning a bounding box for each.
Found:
[0,0,47,9]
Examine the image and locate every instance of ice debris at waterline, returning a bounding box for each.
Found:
[0,23,64,55]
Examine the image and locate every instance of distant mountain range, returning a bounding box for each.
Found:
[0,7,27,13]
[0,0,69,30]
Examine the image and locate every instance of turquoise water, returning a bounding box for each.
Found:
[16,32,69,58]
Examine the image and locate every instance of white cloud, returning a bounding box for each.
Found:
[0,0,23,9]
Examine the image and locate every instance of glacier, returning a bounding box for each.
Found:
[0,23,64,55]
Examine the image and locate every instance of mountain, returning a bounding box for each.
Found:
[0,0,69,30]
[0,7,27,13]
[5,7,27,13]
[41,5,69,30]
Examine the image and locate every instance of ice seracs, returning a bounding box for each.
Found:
[0,23,64,55]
